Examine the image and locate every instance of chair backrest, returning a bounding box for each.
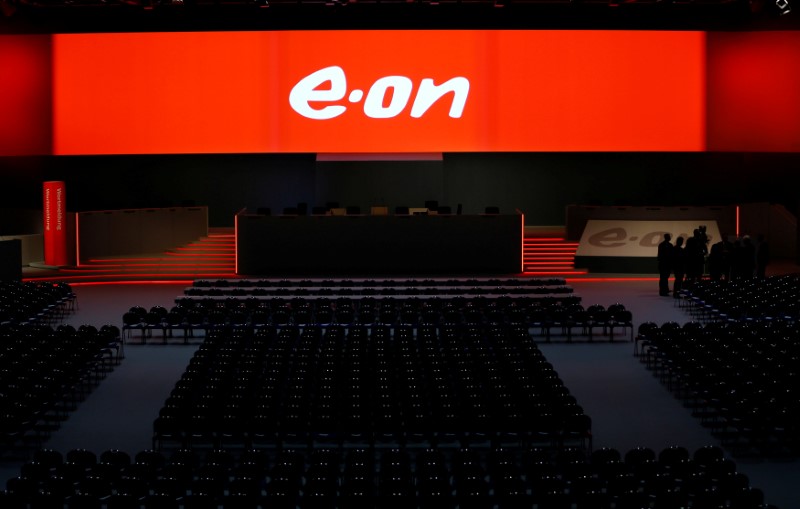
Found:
[123,312,143,326]
[607,303,626,314]
[150,306,168,317]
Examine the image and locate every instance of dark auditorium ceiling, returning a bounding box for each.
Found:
[0,0,797,33]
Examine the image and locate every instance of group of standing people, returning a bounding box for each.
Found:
[657,227,770,297]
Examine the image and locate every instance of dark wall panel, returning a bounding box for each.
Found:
[0,240,22,280]
[2,152,799,230]
[237,213,522,275]
[1,154,317,227]
[443,152,800,223]
[314,161,444,213]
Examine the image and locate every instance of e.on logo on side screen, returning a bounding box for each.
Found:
[289,66,470,120]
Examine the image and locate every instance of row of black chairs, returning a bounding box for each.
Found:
[185,285,574,297]
[152,325,591,450]
[677,275,800,323]
[3,445,771,509]
[123,298,632,344]
[1,324,122,454]
[191,277,568,290]
[0,281,77,327]
[636,320,800,457]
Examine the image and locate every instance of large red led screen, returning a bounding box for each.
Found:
[707,31,800,152]
[0,35,52,156]
[2,30,799,155]
[51,30,706,154]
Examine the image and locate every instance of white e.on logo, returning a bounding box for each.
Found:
[289,66,470,120]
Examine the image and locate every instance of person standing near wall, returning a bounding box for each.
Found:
[708,240,725,281]
[657,233,674,297]
[672,236,687,297]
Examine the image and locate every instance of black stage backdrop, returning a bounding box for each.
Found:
[1,152,798,228]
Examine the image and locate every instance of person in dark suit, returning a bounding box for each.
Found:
[672,236,686,297]
[685,228,708,283]
[657,233,673,296]
[708,240,725,281]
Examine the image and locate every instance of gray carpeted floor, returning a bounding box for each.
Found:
[2,280,799,508]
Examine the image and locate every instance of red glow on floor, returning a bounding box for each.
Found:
[234,212,239,275]
[23,273,237,282]
[164,253,235,258]
[524,245,577,248]
[526,257,575,260]
[525,263,575,267]
[565,276,659,283]
[75,212,80,267]
[520,213,525,273]
[173,247,235,252]
[73,263,234,268]
[88,257,165,263]
[65,280,197,287]
[522,271,588,276]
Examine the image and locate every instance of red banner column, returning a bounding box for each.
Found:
[43,181,68,266]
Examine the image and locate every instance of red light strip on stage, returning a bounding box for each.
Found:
[520,212,525,273]
[735,205,740,237]
[524,256,577,260]
[65,280,196,287]
[565,277,658,282]
[522,271,588,276]
[74,212,80,267]
[164,253,235,258]
[234,210,240,275]
[23,273,237,282]
[60,263,230,273]
[525,262,576,266]
[524,243,578,246]
[88,257,178,262]
[173,246,235,251]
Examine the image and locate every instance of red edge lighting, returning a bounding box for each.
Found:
[520,212,525,274]
[66,281,196,287]
[75,212,80,267]
[735,205,740,237]
[565,277,659,283]
[235,211,240,275]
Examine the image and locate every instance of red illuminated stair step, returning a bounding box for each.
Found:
[522,233,585,276]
